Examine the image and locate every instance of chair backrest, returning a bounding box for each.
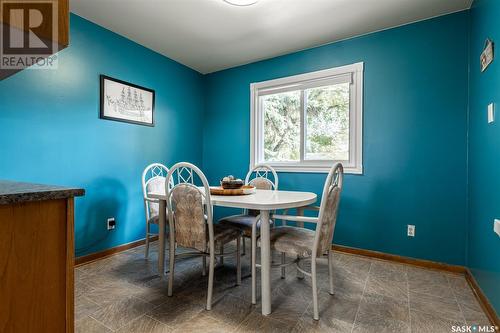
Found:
[313,163,344,256]
[245,164,279,216]
[245,164,278,190]
[142,163,171,219]
[166,162,213,253]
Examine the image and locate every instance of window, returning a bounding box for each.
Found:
[250,62,364,174]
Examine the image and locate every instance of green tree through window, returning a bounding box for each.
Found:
[262,91,301,161]
[262,83,349,162]
[252,62,363,173]
[305,83,349,161]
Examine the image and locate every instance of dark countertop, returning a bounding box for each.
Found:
[0,180,85,205]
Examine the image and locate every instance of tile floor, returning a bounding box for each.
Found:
[75,241,491,333]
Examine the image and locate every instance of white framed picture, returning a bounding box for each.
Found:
[100,75,155,126]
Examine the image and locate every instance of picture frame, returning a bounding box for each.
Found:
[100,75,155,127]
[480,39,494,73]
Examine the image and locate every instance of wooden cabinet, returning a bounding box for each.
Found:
[0,181,84,333]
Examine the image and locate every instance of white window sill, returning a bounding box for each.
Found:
[251,164,363,175]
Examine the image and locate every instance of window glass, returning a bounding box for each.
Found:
[305,83,350,161]
[262,90,301,162]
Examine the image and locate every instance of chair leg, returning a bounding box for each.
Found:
[167,240,175,297]
[251,230,257,305]
[297,255,304,280]
[202,256,207,277]
[206,251,216,310]
[236,237,242,285]
[144,222,150,259]
[220,244,224,266]
[242,237,246,256]
[311,258,319,321]
[280,252,286,279]
[328,250,334,295]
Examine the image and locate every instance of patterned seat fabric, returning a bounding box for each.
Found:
[220,215,272,237]
[171,184,241,252]
[247,177,274,216]
[213,224,242,245]
[219,176,275,232]
[171,184,209,251]
[248,177,273,190]
[316,186,341,255]
[145,176,166,218]
[269,226,316,258]
[148,215,159,224]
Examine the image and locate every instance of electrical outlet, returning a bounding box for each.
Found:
[494,219,500,237]
[407,225,415,237]
[107,217,116,230]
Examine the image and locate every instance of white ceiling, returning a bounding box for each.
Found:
[71,0,472,74]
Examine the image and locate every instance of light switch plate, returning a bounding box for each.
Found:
[494,219,500,237]
[488,103,495,123]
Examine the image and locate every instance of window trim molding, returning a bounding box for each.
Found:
[250,62,364,174]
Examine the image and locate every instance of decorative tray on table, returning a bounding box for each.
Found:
[209,175,256,196]
[209,185,256,196]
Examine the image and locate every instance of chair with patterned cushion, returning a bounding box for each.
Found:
[165,162,243,310]
[142,163,173,259]
[269,163,343,320]
[219,164,278,304]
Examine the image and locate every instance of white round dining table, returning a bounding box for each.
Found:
[149,188,317,316]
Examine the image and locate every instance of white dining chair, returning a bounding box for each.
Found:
[165,162,242,310]
[219,164,278,304]
[142,163,173,259]
[269,163,343,320]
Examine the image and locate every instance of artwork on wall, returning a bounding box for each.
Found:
[100,75,155,126]
[480,39,494,72]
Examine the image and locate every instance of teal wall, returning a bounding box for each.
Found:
[203,12,470,265]
[0,14,205,256]
[1,5,497,316]
[468,0,500,316]
[3,9,496,297]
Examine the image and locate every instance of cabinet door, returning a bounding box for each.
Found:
[0,199,73,333]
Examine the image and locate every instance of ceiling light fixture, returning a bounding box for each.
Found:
[223,0,258,6]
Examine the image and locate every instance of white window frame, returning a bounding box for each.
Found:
[250,62,364,174]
